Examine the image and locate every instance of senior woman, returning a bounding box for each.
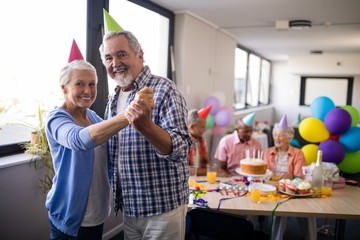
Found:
[263,115,317,240]
[45,44,153,240]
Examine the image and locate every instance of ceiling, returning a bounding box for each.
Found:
[150,0,360,61]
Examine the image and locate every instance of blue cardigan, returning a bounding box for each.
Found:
[45,107,102,236]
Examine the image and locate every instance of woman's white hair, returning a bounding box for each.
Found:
[272,123,295,140]
[59,60,98,86]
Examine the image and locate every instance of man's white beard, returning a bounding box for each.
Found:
[113,74,133,88]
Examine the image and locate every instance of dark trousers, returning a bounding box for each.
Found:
[49,220,104,240]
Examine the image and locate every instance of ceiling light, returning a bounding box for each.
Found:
[289,20,312,29]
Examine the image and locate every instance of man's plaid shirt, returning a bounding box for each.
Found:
[105,66,191,217]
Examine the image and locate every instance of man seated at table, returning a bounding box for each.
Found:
[263,114,317,240]
[187,106,211,176]
[214,112,262,177]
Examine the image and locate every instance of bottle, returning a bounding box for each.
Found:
[311,150,324,193]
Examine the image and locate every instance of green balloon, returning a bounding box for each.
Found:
[338,151,360,174]
[342,106,360,127]
[206,114,215,129]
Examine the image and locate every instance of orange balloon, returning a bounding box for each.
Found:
[299,117,329,143]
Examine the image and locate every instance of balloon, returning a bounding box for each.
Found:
[298,117,330,143]
[204,96,221,115]
[206,114,215,129]
[318,140,345,164]
[342,106,360,127]
[338,151,360,174]
[339,127,360,152]
[214,108,232,127]
[290,138,301,149]
[310,96,335,121]
[212,126,226,136]
[301,144,318,165]
[324,108,351,135]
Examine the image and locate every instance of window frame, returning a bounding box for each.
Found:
[233,45,271,111]
[299,76,353,106]
[0,0,174,157]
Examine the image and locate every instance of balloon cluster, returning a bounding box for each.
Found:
[203,96,233,136]
[299,96,360,173]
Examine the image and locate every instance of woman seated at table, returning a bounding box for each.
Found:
[263,115,317,240]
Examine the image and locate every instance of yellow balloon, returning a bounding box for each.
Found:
[301,144,319,165]
[299,117,329,142]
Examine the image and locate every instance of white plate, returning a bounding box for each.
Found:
[235,168,272,177]
[278,189,314,197]
[250,183,277,195]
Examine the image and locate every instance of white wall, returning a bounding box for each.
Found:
[271,61,360,125]
[174,13,236,110]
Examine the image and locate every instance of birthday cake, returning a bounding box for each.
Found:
[240,158,267,175]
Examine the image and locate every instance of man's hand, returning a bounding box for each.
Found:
[125,87,154,127]
[134,87,154,109]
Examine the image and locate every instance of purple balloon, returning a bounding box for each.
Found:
[204,96,221,115]
[324,108,352,135]
[318,140,345,164]
[214,109,232,127]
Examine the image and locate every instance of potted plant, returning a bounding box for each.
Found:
[20,105,54,194]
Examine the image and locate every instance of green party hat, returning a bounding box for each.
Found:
[103,9,123,33]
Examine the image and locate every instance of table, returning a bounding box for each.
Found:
[189,176,360,240]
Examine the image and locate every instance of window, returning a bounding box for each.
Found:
[0,0,87,156]
[0,0,174,157]
[108,0,171,92]
[233,46,271,110]
[300,77,353,106]
[233,48,248,109]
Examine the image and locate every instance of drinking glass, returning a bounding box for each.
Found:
[206,163,217,184]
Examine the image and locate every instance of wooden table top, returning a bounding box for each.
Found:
[189,176,360,220]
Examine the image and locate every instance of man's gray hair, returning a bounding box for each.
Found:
[99,31,143,61]
[188,109,201,125]
[59,60,97,86]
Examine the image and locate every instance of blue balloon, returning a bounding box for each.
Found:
[340,127,360,152]
[310,96,335,121]
[290,138,301,148]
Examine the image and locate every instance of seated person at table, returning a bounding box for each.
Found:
[263,114,317,240]
[214,112,262,177]
[187,106,211,176]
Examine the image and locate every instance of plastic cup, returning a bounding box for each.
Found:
[321,178,333,196]
[188,166,198,186]
[206,163,217,184]
[250,183,262,203]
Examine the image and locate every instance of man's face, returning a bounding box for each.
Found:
[189,118,206,138]
[102,35,143,90]
[236,124,253,143]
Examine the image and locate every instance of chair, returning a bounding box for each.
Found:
[186,208,269,240]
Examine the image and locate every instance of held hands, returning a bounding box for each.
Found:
[134,87,155,109]
[125,87,154,128]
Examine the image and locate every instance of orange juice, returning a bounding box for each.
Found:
[250,188,262,203]
[321,186,332,196]
[207,172,217,184]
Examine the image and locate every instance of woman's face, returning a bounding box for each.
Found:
[62,69,97,109]
[273,130,290,148]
